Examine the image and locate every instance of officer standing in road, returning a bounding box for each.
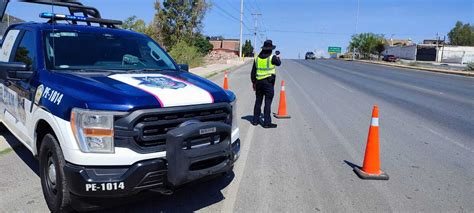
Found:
[251,40,281,128]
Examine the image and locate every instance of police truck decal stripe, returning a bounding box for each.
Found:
[108,74,214,107]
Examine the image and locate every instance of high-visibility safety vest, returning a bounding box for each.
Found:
[255,55,276,80]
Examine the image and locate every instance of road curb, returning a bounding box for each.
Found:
[201,61,252,79]
[353,60,474,77]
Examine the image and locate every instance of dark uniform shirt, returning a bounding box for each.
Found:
[251,50,281,83]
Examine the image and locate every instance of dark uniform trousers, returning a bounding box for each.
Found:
[253,75,275,125]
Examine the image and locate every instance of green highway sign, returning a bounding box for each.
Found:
[328,46,342,53]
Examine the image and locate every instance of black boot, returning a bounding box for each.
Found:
[263,123,277,128]
[251,120,259,126]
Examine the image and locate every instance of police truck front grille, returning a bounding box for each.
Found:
[137,109,229,147]
[114,103,232,150]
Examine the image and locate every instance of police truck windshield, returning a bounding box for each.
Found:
[44,31,177,71]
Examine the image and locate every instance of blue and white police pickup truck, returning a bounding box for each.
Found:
[0,1,239,211]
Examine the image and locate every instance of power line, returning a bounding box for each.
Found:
[222,0,253,27]
[244,0,256,13]
[212,1,252,27]
[239,0,243,57]
[252,0,264,14]
[223,0,240,14]
[212,2,240,22]
[211,1,252,32]
[252,13,262,55]
[254,0,267,38]
[263,29,437,37]
[242,1,256,24]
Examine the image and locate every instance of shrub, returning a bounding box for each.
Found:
[466,62,474,71]
[169,40,203,68]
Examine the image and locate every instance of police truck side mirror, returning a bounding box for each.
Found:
[178,64,189,72]
[0,61,32,81]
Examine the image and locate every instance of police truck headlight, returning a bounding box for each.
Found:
[70,108,119,153]
[230,99,238,132]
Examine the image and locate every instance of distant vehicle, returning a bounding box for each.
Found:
[383,55,397,62]
[305,52,316,60]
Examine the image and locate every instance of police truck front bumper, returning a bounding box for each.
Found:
[64,122,240,198]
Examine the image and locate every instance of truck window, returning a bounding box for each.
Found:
[13,31,35,70]
[44,31,177,71]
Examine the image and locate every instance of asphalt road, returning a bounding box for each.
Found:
[0,59,473,212]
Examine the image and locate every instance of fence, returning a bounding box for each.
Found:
[383,45,417,60]
[385,45,474,64]
[438,46,474,64]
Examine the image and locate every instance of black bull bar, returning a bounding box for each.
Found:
[166,121,234,186]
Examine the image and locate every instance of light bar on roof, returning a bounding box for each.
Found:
[39,12,87,21]
[38,12,122,26]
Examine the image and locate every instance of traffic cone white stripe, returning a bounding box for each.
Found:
[371,117,379,127]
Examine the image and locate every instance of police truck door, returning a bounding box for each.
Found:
[0,29,36,147]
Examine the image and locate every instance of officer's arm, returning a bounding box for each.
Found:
[272,55,281,66]
[251,61,257,83]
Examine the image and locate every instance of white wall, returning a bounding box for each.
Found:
[438,46,474,64]
[383,45,417,60]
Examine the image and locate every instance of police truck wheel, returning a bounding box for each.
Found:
[39,134,72,212]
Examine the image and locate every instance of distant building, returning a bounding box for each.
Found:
[209,38,240,55]
[385,38,413,46]
[423,39,446,46]
[0,14,25,38]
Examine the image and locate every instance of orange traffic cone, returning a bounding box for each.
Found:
[354,105,389,180]
[274,80,291,119]
[223,71,229,90]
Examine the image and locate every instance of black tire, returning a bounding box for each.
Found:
[39,134,72,213]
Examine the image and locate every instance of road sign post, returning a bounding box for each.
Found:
[328,47,341,59]
[328,46,342,53]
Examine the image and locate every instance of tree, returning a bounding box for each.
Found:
[374,39,386,60]
[121,1,211,66]
[122,16,147,33]
[448,21,474,46]
[194,34,213,55]
[151,0,210,50]
[242,40,254,57]
[122,16,160,43]
[348,33,385,59]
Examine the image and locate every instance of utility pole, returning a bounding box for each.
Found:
[239,0,244,58]
[352,0,360,60]
[252,13,262,56]
[436,33,440,62]
[440,35,446,63]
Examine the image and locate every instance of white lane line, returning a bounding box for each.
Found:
[333,82,353,93]
[221,123,256,212]
[420,126,474,154]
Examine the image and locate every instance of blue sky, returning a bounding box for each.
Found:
[7,0,474,59]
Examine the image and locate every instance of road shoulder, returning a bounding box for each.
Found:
[190,58,253,78]
[351,59,474,77]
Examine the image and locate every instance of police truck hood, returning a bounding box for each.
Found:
[42,70,231,113]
